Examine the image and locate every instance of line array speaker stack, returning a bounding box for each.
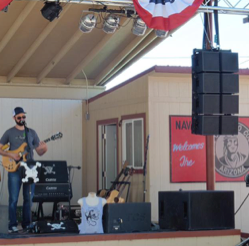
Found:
[159,191,235,231]
[192,49,239,135]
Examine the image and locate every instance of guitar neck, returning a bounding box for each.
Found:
[44,138,51,143]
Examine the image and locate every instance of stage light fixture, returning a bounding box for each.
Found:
[103,15,119,34]
[79,14,97,33]
[155,29,168,38]
[41,2,62,22]
[132,17,147,36]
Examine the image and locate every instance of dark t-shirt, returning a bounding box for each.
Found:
[0,127,40,160]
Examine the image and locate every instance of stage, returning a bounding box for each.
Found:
[0,229,241,246]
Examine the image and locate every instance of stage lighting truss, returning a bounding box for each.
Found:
[132,17,147,36]
[79,14,97,33]
[79,7,169,38]
[103,14,120,34]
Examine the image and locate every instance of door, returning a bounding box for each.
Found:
[98,124,117,190]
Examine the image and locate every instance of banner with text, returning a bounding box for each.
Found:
[170,116,249,182]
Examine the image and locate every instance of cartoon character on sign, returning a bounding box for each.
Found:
[215,122,249,178]
[219,136,246,168]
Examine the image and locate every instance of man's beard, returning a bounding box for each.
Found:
[15,120,25,126]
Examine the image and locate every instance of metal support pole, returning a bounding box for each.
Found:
[204,0,215,191]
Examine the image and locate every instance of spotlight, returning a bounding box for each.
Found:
[155,29,168,38]
[41,2,62,22]
[103,15,119,34]
[132,17,147,36]
[79,14,97,33]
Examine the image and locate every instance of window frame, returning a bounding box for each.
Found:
[121,113,146,170]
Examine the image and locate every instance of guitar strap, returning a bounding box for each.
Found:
[24,125,31,157]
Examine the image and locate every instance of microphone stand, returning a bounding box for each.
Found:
[143,135,150,203]
[66,166,81,220]
[23,122,34,232]
[67,167,72,220]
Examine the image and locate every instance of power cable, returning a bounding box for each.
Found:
[234,192,249,215]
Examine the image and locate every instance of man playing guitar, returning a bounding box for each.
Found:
[0,107,47,233]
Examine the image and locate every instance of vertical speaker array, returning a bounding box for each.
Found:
[191,49,239,135]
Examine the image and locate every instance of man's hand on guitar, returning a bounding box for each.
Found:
[9,153,21,161]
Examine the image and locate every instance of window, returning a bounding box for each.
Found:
[122,118,144,169]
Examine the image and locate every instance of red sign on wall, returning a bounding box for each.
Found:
[170,116,206,182]
[170,116,249,183]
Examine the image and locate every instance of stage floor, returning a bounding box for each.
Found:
[0,229,241,246]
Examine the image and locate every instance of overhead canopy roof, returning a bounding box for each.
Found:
[2,0,246,100]
[0,0,170,99]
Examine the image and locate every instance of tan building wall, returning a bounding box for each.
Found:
[83,74,150,202]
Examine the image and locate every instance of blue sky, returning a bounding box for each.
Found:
[106,13,249,90]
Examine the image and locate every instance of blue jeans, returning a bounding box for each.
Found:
[8,169,35,229]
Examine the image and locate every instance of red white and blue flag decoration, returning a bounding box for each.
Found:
[133,0,203,31]
[0,0,13,11]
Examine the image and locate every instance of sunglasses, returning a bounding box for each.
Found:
[16,116,26,120]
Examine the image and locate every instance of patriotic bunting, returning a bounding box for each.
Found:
[133,0,204,31]
[0,0,13,11]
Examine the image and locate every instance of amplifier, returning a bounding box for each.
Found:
[33,183,72,202]
[34,220,79,233]
[103,203,151,233]
[38,161,68,183]
[55,205,81,220]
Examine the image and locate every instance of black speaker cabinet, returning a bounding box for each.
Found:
[221,73,239,93]
[193,94,220,114]
[192,49,238,73]
[192,115,220,135]
[221,95,239,114]
[38,161,68,183]
[220,51,239,73]
[220,115,239,135]
[103,203,151,233]
[193,73,239,94]
[193,95,239,115]
[193,73,220,93]
[192,50,220,73]
[159,191,235,231]
[192,115,238,135]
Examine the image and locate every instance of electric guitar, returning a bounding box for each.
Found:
[97,161,129,198]
[1,132,63,172]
